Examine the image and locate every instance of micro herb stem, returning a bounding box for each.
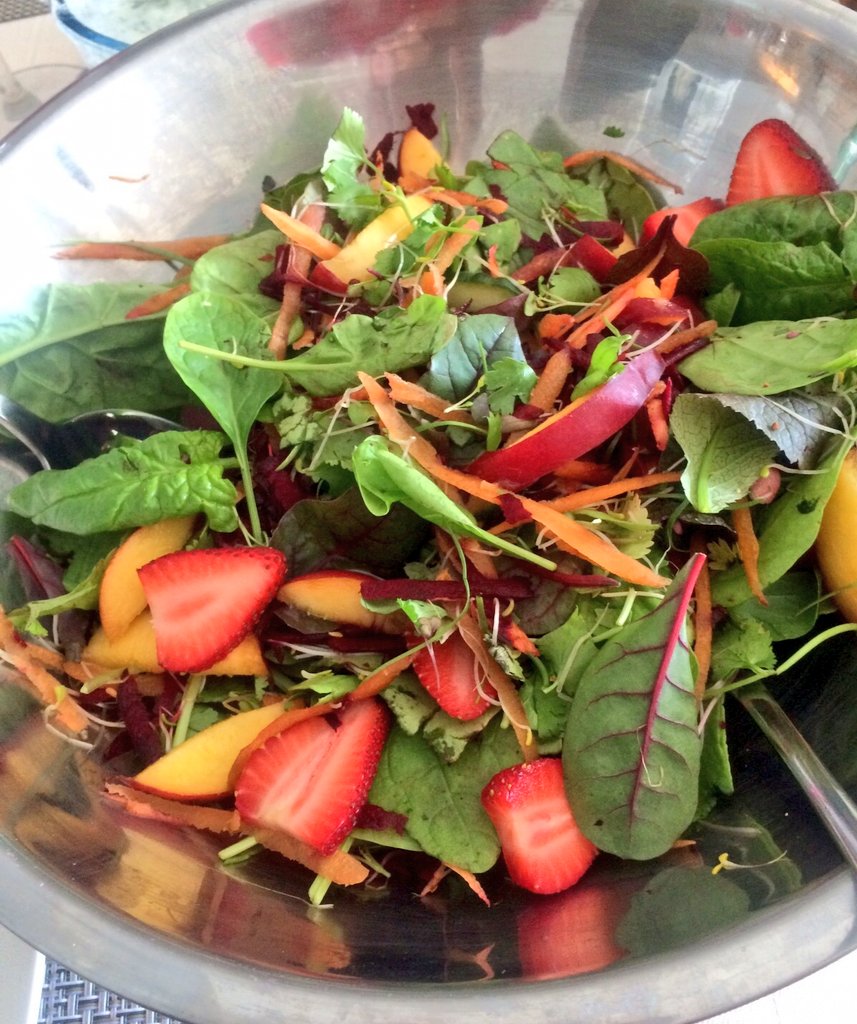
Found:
[218,836,260,863]
[171,674,206,748]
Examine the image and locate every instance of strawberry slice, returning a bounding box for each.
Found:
[412,627,496,721]
[235,698,389,854]
[640,196,724,247]
[481,757,598,895]
[725,118,836,206]
[138,546,287,673]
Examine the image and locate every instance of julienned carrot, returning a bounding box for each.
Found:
[251,826,369,886]
[105,782,241,834]
[0,609,87,733]
[385,371,473,424]
[646,392,670,451]
[528,347,571,412]
[690,536,713,699]
[421,862,491,905]
[654,319,718,357]
[553,459,614,483]
[423,188,508,216]
[457,611,537,762]
[732,505,768,607]
[348,650,418,700]
[125,281,191,320]
[563,248,663,341]
[269,203,326,358]
[260,202,341,261]
[227,701,341,788]
[562,149,682,194]
[418,216,481,294]
[357,372,669,588]
[537,312,575,342]
[486,244,503,278]
[54,235,231,261]
[546,471,682,513]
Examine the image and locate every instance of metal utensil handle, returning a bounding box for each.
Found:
[740,684,857,874]
[0,394,51,470]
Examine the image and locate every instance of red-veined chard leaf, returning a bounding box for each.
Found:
[562,553,705,860]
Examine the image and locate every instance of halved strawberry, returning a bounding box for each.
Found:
[235,698,389,854]
[412,627,496,721]
[481,757,598,895]
[725,118,836,206]
[640,196,724,247]
[138,546,287,673]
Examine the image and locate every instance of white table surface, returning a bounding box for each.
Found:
[1,9,856,1024]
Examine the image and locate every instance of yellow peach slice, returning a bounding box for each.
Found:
[398,127,445,190]
[310,194,433,293]
[130,700,286,801]
[278,570,407,634]
[83,611,267,676]
[100,516,196,640]
[816,447,857,621]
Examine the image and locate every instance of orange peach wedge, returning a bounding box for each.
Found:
[398,127,445,190]
[816,447,857,621]
[278,570,408,634]
[100,516,196,640]
[130,700,287,801]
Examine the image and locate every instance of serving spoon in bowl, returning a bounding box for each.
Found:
[0,393,182,471]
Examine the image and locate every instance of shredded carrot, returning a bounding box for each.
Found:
[54,235,231,261]
[251,827,370,886]
[658,267,680,300]
[486,243,503,278]
[348,650,418,701]
[732,505,768,606]
[500,618,540,657]
[460,538,500,579]
[358,372,669,588]
[423,188,508,216]
[418,264,445,296]
[528,347,572,412]
[457,611,537,762]
[537,312,575,342]
[269,203,326,358]
[546,471,681,513]
[125,281,191,320]
[646,393,670,451]
[0,609,88,733]
[553,459,615,484]
[385,371,472,424]
[433,216,481,275]
[292,327,316,350]
[562,149,682,194]
[420,862,491,905]
[260,202,341,261]
[105,782,241,834]
[654,319,718,356]
[690,535,712,700]
[513,247,571,284]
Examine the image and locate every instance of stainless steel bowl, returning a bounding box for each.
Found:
[3,2,857,1021]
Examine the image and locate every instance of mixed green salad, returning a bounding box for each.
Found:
[2,105,857,903]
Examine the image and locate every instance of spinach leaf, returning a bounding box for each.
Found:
[670,394,778,513]
[281,294,456,397]
[0,283,191,420]
[679,318,857,396]
[567,156,659,237]
[711,436,852,607]
[420,313,525,401]
[368,718,523,872]
[190,230,282,302]
[351,435,555,570]
[164,292,282,541]
[563,556,703,860]
[696,699,733,822]
[7,431,238,534]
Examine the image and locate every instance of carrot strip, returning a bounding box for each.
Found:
[260,202,341,260]
[385,371,473,424]
[0,609,87,733]
[433,216,481,275]
[654,319,718,357]
[125,281,191,320]
[553,459,614,484]
[562,150,682,193]
[358,372,668,588]
[486,244,503,278]
[423,188,508,216]
[54,235,231,261]
[658,267,679,300]
[732,505,768,606]
[537,312,575,342]
[547,471,681,512]
[447,863,491,905]
[646,393,670,451]
[105,782,241,834]
[251,827,369,886]
[690,536,712,700]
[269,203,326,357]
[348,650,418,701]
[513,247,573,284]
[457,611,537,762]
[528,347,572,412]
[419,264,444,296]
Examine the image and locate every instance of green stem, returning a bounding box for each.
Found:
[218,836,259,862]
[171,674,205,748]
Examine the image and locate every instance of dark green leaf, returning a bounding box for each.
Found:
[483,357,537,414]
[420,313,525,401]
[696,699,733,821]
[190,230,283,302]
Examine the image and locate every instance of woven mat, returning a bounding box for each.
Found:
[0,0,49,22]
[39,961,185,1024]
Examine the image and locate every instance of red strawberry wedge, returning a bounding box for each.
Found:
[138,546,287,673]
[235,698,389,854]
[640,196,725,247]
[412,628,496,721]
[726,118,837,206]
[482,758,598,895]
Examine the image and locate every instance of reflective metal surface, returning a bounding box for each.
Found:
[3,2,857,1022]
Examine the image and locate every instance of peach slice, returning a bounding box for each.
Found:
[130,700,287,802]
[83,611,268,676]
[309,194,433,294]
[816,447,857,621]
[278,570,408,634]
[398,127,445,191]
[100,516,196,640]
